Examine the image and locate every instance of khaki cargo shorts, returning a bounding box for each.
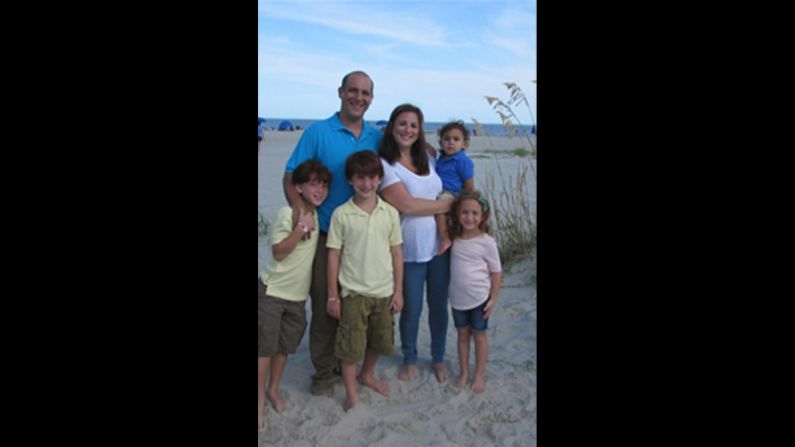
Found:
[258,279,307,357]
[334,293,394,364]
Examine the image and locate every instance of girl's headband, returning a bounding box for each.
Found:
[460,191,489,214]
[477,195,490,214]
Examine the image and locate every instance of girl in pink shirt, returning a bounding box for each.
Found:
[448,191,502,393]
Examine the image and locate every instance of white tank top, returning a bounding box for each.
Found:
[379,158,442,263]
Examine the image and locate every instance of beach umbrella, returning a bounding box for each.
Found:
[278,120,294,131]
[375,120,388,127]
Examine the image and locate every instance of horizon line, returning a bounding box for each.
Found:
[258,116,526,127]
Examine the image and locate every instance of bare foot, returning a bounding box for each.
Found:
[432,362,449,382]
[358,374,390,396]
[344,395,358,411]
[258,409,265,432]
[266,389,286,413]
[398,364,416,381]
[472,376,486,394]
[453,372,468,389]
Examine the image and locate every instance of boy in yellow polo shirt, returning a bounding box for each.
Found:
[326,150,403,411]
[258,159,331,431]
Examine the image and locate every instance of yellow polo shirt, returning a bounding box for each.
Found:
[261,207,318,302]
[327,197,403,299]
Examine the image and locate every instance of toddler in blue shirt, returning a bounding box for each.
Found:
[435,120,475,254]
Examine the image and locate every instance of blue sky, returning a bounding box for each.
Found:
[258,0,536,124]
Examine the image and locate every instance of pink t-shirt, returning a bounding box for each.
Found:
[449,233,502,310]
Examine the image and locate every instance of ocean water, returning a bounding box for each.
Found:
[259,117,535,138]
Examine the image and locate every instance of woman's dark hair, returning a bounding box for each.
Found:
[378,104,430,176]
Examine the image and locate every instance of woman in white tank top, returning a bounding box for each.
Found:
[378,104,454,382]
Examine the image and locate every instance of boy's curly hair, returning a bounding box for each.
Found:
[292,159,332,185]
[448,190,491,240]
[437,120,470,145]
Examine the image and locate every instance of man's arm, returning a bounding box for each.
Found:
[271,209,312,261]
[283,172,304,210]
[283,172,312,239]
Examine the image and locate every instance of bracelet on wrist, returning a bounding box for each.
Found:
[327,297,339,302]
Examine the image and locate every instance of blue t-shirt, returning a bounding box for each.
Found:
[435,150,474,196]
[284,113,383,232]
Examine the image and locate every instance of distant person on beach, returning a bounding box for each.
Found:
[259,159,331,430]
[378,103,455,383]
[448,191,501,394]
[326,151,403,410]
[282,70,383,396]
[434,120,475,254]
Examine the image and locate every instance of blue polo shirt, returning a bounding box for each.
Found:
[285,113,382,232]
[435,150,474,196]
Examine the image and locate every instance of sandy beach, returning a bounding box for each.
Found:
[258,130,537,446]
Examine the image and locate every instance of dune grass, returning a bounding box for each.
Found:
[485,82,537,157]
[483,159,536,265]
[511,148,532,158]
[480,148,533,158]
[258,211,269,238]
[480,82,537,265]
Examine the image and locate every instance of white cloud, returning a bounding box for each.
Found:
[482,5,536,60]
[363,67,536,123]
[260,4,453,47]
[258,0,537,123]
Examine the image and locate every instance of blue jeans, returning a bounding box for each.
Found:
[400,252,450,365]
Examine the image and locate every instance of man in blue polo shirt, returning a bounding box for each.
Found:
[282,70,383,396]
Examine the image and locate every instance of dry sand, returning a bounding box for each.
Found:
[258,129,536,446]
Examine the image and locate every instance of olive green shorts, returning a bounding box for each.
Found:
[334,293,394,364]
[258,279,307,358]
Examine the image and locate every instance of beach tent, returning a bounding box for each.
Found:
[258,117,267,125]
[278,120,294,131]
